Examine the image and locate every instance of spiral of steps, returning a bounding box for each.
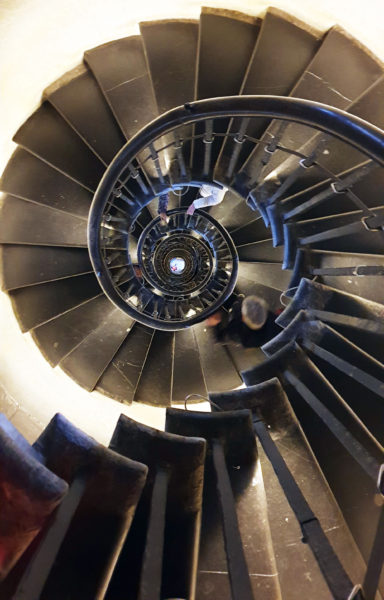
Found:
[1,5,384,599]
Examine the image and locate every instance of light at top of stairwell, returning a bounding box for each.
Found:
[169,257,185,274]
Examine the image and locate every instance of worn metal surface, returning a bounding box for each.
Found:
[140,20,198,115]
[60,308,134,391]
[0,245,93,291]
[13,103,105,191]
[166,408,281,599]
[212,439,254,600]
[212,378,383,598]
[14,475,87,600]
[0,195,88,247]
[217,7,322,174]
[9,272,102,332]
[134,330,174,406]
[108,414,205,600]
[45,65,126,165]
[172,328,207,403]
[33,414,148,600]
[139,467,169,600]
[84,36,158,140]
[0,147,93,218]
[96,323,153,404]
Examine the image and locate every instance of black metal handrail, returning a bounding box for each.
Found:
[88,96,384,329]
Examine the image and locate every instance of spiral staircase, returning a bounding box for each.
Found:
[1,6,384,599]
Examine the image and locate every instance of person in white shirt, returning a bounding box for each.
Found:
[187,184,227,216]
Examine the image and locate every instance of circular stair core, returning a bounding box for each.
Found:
[1,6,384,413]
[103,206,240,330]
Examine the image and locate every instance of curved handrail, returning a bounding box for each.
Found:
[88,96,384,329]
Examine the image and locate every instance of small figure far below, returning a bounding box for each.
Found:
[187,184,227,216]
[157,185,227,224]
[206,295,282,348]
[158,192,170,224]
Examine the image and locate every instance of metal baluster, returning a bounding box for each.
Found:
[174,131,187,179]
[266,137,328,205]
[203,119,214,177]
[129,163,149,194]
[248,120,290,188]
[226,118,250,180]
[284,160,377,220]
[148,143,165,185]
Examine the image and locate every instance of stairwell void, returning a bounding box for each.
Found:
[1,6,384,600]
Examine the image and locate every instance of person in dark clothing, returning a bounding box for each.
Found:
[158,192,169,224]
[207,295,281,348]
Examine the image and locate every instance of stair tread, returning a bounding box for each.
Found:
[108,414,205,599]
[237,239,284,263]
[207,190,255,231]
[277,278,384,328]
[193,322,242,391]
[282,161,383,221]
[258,424,366,599]
[0,148,92,219]
[9,272,102,332]
[0,195,88,247]
[216,7,322,175]
[283,369,384,568]
[95,322,154,404]
[196,8,261,100]
[226,342,265,373]
[172,328,207,403]
[192,9,261,179]
[45,64,126,164]
[32,294,113,366]
[166,409,279,600]
[238,261,292,291]
[134,329,173,406]
[34,413,147,600]
[241,26,383,188]
[0,245,92,291]
[231,216,270,245]
[94,362,135,404]
[301,248,384,304]
[271,76,384,196]
[281,24,382,114]
[211,379,370,599]
[254,349,384,562]
[300,323,384,444]
[287,205,384,257]
[245,342,383,463]
[13,102,105,191]
[84,36,158,140]
[242,8,322,97]
[140,20,198,113]
[60,308,134,391]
